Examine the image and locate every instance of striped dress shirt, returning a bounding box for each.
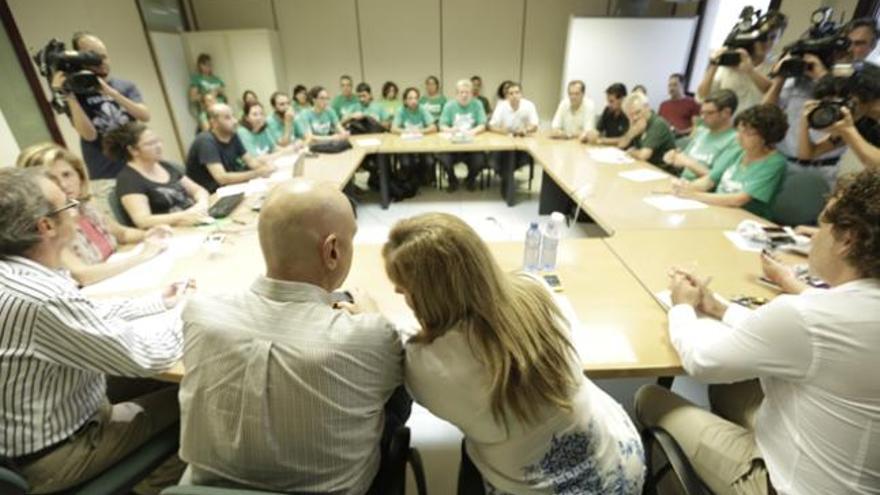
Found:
[179,276,404,495]
[0,255,183,457]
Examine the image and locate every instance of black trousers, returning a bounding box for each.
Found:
[437,152,487,186]
[366,386,413,494]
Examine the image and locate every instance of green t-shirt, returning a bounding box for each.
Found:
[190,73,226,102]
[420,94,447,121]
[378,98,402,118]
[297,108,340,136]
[236,125,277,157]
[293,102,311,113]
[709,146,787,219]
[680,126,738,180]
[266,112,304,140]
[394,105,435,130]
[358,101,390,123]
[632,112,677,166]
[438,99,486,130]
[331,94,360,119]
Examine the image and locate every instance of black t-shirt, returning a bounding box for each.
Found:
[74,77,142,179]
[185,131,247,193]
[597,107,630,138]
[116,162,194,215]
[856,117,880,147]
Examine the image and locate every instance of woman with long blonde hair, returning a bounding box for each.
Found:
[17,143,171,286]
[383,213,644,494]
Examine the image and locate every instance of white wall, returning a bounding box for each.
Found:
[0,107,20,167]
[8,0,184,163]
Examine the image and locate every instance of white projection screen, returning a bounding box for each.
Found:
[561,17,698,111]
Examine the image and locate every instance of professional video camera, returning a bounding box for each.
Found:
[715,6,787,67]
[807,63,872,129]
[775,7,850,79]
[32,39,102,113]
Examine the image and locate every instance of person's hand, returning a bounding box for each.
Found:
[761,250,797,287]
[803,54,829,81]
[257,164,276,178]
[663,149,678,166]
[827,106,856,137]
[51,72,68,92]
[669,271,702,307]
[709,48,725,65]
[794,225,818,237]
[162,279,196,309]
[284,108,295,124]
[801,100,821,123]
[629,115,648,137]
[770,54,792,78]
[581,129,599,144]
[177,207,208,226]
[670,178,692,197]
[334,288,379,314]
[97,77,118,97]
[139,236,168,260]
[145,225,173,241]
[736,48,754,72]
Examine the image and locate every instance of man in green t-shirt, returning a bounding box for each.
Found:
[341,83,391,131]
[437,79,488,192]
[267,91,300,145]
[663,90,739,180]
[188,53,226,108]
[618,92,677,171]
[330,75,360,120]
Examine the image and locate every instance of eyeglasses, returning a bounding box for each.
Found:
[47,198,79,216]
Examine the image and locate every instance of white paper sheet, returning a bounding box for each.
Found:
[618,169,669,182]
[354,137,382,147]
[643,195,708,211]
[587,147,635,165]
[81,234,206,297]
[554,295,637,364]
[723,231,765,252]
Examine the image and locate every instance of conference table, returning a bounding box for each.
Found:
[88,132,801,383]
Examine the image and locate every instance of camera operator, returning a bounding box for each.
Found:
[50,32,150,186]
[798,63,880,170]
[762,8,851,184]
[846,17,879,62]
[697,9,787,115]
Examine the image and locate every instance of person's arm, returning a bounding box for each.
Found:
[667,295,812,383]
[188,84,201,105]
[666,149,711,177]
[738,49,772,94]
[550,101,566,136]
[105,217,146,244]
[837,125,880,168]
[761,250,808,295]
[99,78,150,122]
[797,101,848,160]
[697,51,722,101]
[35,290,184,375]
[617,116,646,150]
[60,239,165,286]
[277,110,295,146]
[121,193,205,228]
[206,162,269,186]
[52,73,98,141]
[762,76,785,106]
[673,174,716,194]
[683,190,752,208]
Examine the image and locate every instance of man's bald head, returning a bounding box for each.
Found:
[72,32,110,77]
[258,179,357,291]
[209,103,237,136]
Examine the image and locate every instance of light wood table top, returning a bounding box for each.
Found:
[523,136,766,234]
[157,236,681,382]
[374,131,520,153]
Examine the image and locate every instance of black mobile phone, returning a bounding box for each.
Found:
[542,274,563,292]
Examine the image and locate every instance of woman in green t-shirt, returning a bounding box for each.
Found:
[292,84,311,113]
[420,75,447,122]
[188,53,227,109]
[379,81,403,118]
[672,104,788,219]
[393,87,438,188]
[299,86,347,143]
[236,102,280,157]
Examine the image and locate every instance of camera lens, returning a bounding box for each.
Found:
[808,103,843,129]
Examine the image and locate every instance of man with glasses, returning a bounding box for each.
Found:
[0,168,187,493]
[663,90,739,180]
[50,32,150,183]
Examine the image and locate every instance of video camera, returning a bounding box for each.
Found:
[775,8,850,79]
[715,7,787,67]
[32,39,103,113]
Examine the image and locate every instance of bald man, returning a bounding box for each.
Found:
[50,32,150,181]
[185,103,275,193]
[179,179,406,494]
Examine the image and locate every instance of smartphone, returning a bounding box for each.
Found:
[542,273,564,292]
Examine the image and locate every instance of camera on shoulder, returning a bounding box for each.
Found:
[715,7,787,67]
[775,8,850,79]
[32,39,102,113]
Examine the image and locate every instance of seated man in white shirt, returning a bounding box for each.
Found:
[0,168,186,493]
[635,168,880,495]
[550,80,596,140]
[488,82,539,202]
[179,178,406,494]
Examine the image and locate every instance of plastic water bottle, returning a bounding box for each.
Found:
[523,222,542,272]
[540,212,566,271]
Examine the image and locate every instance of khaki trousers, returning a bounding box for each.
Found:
[634,380,772,495]
[19,386,180,494]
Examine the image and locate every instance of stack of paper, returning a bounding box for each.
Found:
[643,195,708,212]
[587,147,635,165]
[618,169,669,182]
[354,137,382,147]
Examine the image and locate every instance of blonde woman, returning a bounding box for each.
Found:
[16,143,171,286]
[381,213,645,494]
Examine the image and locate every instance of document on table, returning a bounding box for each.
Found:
[587,147,635,165]
[554,295,637,364]
[354,137,382,147]
[81,234,206,297]
[618,169,669,182]
[643,195,708,211]
[723,231,765,252]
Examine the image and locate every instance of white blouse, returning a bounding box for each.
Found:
[405,325,645,494]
